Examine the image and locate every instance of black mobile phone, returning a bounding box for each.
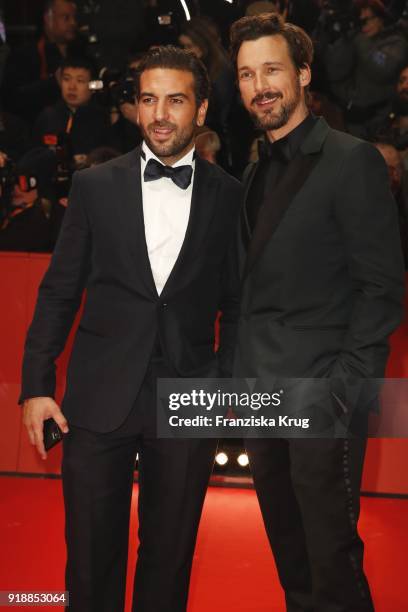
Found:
[43,418,63,451]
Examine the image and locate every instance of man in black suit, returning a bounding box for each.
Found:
[2,0,82,124]
[32,56,113,160]
[20,46,241,611]
[230,13,404,612]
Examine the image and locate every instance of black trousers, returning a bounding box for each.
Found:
[62,359,217,612]
[245,435,374,612]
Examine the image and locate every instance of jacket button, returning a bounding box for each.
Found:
[162,302,168,307]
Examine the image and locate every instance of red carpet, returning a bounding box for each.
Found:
[0,476,407,611]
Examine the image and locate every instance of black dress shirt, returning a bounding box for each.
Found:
[247,113,318,233]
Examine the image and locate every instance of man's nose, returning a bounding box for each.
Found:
[154,100,169,122]
[253,71,269,95]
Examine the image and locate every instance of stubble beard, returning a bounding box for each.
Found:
[250,80,301,132]
[143,121,196,160]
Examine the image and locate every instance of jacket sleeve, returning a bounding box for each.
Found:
[332,142,405,380]
[19,171,91,403]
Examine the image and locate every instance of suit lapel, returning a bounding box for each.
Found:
[113,149,219,299]
[241,161,258,248]
[161,156,219,298]
[113,146,159,298]
[244,117,330,278]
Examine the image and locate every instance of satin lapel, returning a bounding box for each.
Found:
[113,148,158,298]
[161,156,219,298]
[236,162,258,274]
[241,161,258,248]
[244,151,321,277]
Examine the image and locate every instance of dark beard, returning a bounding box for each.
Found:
[250,81,301,131]
[142,121,196,160]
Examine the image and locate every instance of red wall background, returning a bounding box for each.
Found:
[1,252,407,494]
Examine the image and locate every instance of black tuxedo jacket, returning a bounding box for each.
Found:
[20,147,242,432]
[234,118,405,388]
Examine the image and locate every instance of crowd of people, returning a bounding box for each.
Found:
[0,0,408,262]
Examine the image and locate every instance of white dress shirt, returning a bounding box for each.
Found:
[141,141,195,295]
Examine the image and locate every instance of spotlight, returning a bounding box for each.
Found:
[237,453,249,467]
[215,452,228,466]
[178,0,191,21]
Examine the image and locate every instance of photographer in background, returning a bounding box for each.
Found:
[0,148,57,252]
[179,17,236,169]
[109,52,142,153]
[374,140,408,267]
[391,64,408,165]
[75,0,146,71]
[1,0,84,124]
[32,56,113,164]
[0,107,30,162]
[323,0,408,138]
[373,65,408,165]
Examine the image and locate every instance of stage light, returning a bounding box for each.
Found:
[237,453,249,467]
[215,452,229,466]
[178,0,191,21]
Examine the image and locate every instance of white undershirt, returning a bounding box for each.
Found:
[140,141,195,295]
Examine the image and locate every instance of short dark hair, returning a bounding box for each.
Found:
[60,56,96,79]
[230,12,314,74]
[43,0,76,13]
[354,0,386,19]
[135,45,210,106]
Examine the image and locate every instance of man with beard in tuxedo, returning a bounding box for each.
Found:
[20,46,241,612]
[231,12,404,612]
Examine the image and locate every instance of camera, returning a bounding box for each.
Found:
[41,134,76,201]
[89,68,136,111]
[0,160,37,223]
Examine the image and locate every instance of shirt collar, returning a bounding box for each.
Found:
[141,141,196,169]
[262,113,318,163]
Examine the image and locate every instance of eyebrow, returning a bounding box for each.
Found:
[140,92,189,99]
[238,61,284,71]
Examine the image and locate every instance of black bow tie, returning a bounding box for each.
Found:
[144,157,193,190]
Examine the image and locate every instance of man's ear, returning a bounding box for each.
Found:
[135,100,140,126]
[196,99,208,127]
[299,65,311,89]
